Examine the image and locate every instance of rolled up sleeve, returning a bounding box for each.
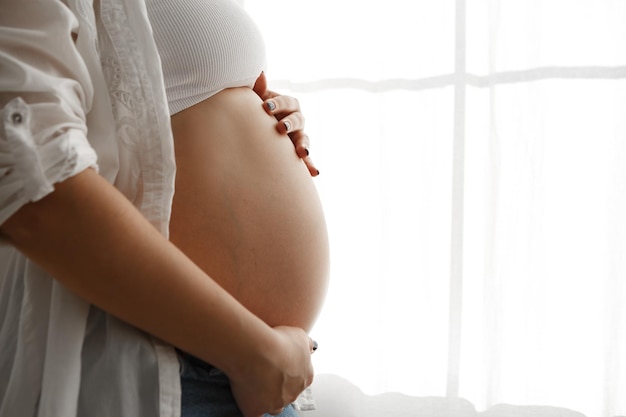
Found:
[0,0,99,226]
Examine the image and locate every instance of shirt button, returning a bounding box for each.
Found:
[11,112,23,124]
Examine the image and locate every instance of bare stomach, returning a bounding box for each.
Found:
[169,87,329,332]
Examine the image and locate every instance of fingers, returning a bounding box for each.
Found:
[265,96,304,133]
[252,71,270,100]
[276,112,305,137]
[267,109,320,177]
[302,156,320,177]
[288,130,309,158]
[263,94,320,177]
[264,94,300,118]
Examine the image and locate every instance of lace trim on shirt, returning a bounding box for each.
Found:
[98,1,158,151]
[97,0,176,236]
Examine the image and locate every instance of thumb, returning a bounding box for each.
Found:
[253,71,269,100]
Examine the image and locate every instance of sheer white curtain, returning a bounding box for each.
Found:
[243,1,626,416]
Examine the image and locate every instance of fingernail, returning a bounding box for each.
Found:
[283,120,291,132]
[266,101,276,111]
[312,340,318,352]
[303,147,310,156]
[315,169,320,176]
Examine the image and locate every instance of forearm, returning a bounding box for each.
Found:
[0,168,276,378]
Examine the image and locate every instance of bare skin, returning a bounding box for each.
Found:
[0,168,313,417]
[170,85,330,332]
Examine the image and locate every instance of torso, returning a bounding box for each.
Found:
[169,87,329,332]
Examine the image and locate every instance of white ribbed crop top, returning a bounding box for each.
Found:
[146,0,266,115]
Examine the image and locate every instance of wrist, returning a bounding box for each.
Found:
[224,323,282,381]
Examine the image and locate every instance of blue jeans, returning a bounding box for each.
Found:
[178,350,300,417]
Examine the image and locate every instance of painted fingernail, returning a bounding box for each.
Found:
[315,169,320,176]
[283,120,292,132]
[266,100,276,111]
[312,340,318,352]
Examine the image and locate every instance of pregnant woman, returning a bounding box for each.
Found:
[0,0,327,415]
[147,0,330,414]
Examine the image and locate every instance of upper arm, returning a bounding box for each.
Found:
[0,0,99,228]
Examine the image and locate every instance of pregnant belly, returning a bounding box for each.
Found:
[169,87,329,332]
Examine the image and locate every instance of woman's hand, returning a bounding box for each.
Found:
[229,326,315,417]
[253,72,319,177]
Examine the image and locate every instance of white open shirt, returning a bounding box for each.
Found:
[0,0,180,415]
